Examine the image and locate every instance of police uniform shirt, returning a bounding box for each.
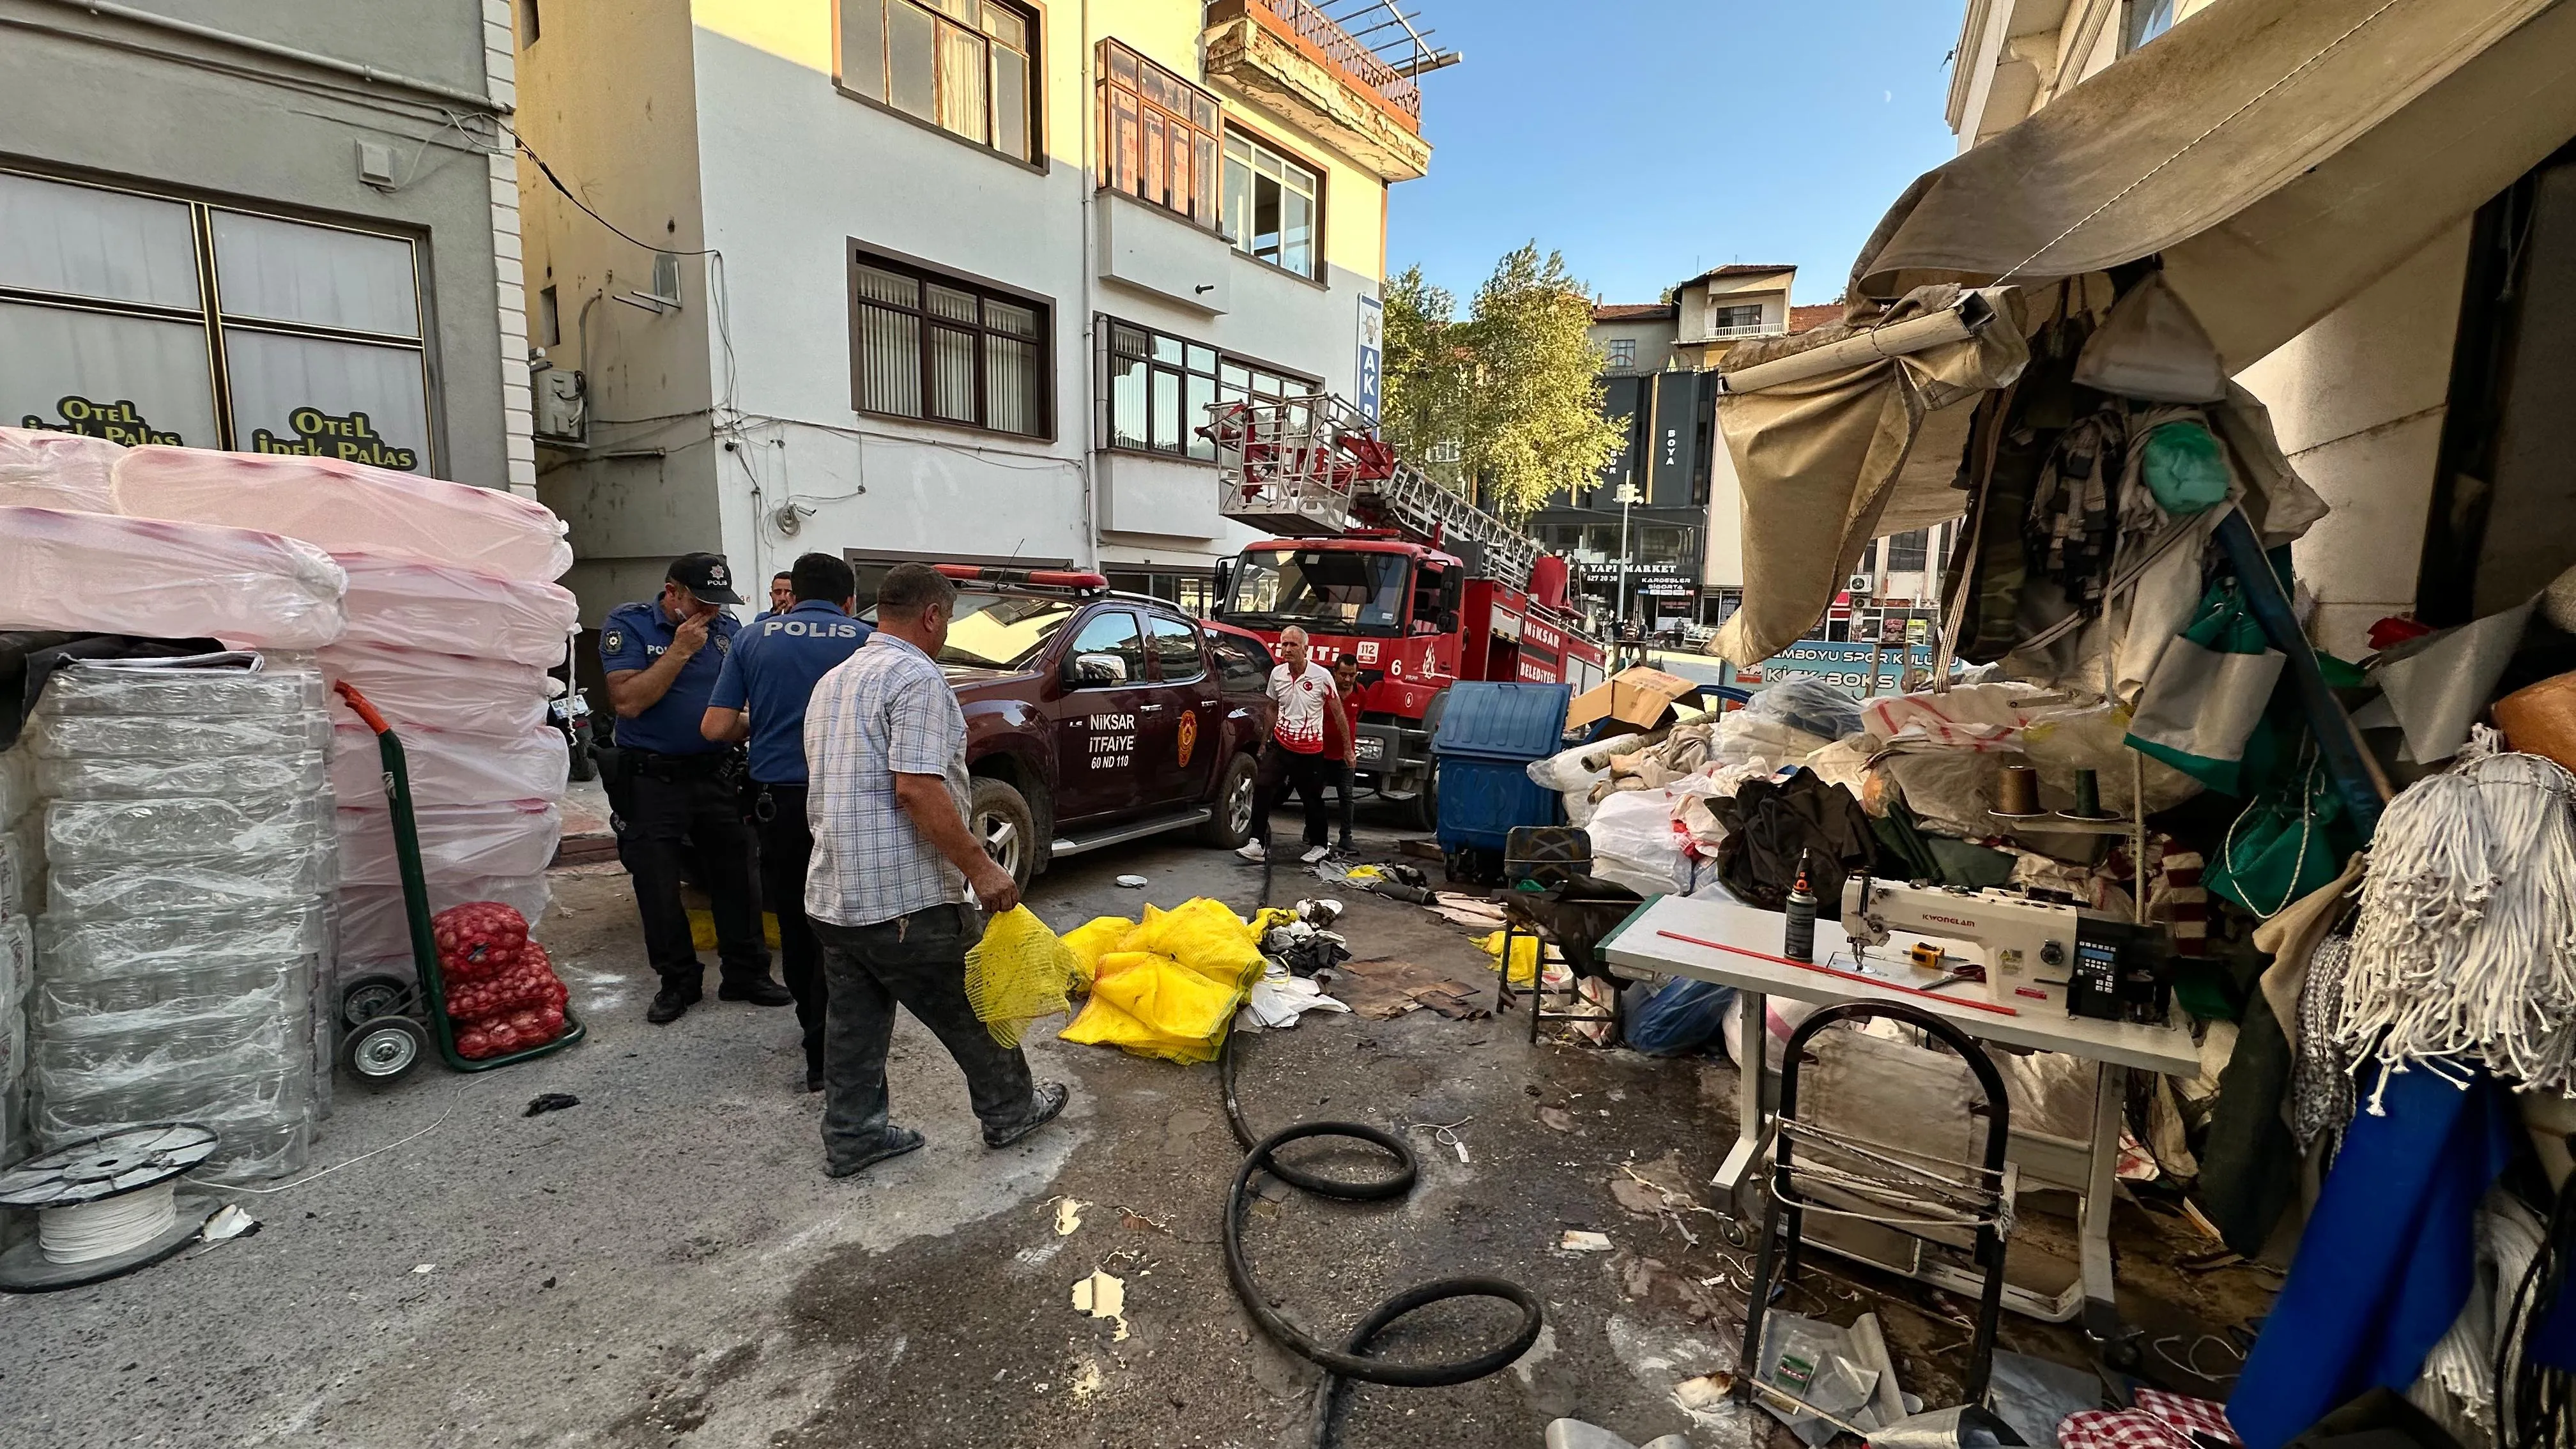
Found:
[709,599,873,785]
[599,600,740,756]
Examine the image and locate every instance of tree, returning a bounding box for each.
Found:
[1378,247,1623,521]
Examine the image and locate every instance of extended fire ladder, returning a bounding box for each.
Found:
[1204,393,1541,590]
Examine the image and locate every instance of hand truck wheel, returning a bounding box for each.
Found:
[339,972,414,1029]
[343,1015,430,1088]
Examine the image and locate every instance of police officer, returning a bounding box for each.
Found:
[600,553,793,1024]
[700,552,872,1092]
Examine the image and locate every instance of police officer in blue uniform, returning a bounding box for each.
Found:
[700,552,873,1091]
[600,553,793,1024]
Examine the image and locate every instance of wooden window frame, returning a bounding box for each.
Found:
[833,0,1048,173]
[1096,38,1220,230]
[848,241,1055,441]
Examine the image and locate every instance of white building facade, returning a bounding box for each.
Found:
[514,0,1436,627]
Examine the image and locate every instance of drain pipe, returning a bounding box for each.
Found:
[37,0,510,113]
[1077,0,1099,571]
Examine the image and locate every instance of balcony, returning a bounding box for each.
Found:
[1201,0,1441,182]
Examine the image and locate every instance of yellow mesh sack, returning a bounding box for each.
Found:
[1062,916,1137,988]
[1476,929,1542,986]
[1128,898,1266,988]
[1057,950,1241,1064]
[963,906,1078,1047]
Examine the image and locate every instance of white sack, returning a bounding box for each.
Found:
[0,506,346,649]
[335,553,579,668]
[330,724,569,808]
[112,446,572,581]
[1584,788,1696,898]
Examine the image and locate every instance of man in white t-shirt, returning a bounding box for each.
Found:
[1239,625,1340,864]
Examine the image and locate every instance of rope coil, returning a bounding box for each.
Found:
[35,1181,180,1265]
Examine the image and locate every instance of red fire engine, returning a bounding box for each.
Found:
[1204,394,1609,827]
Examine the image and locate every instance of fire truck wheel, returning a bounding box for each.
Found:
[1397,764,1439,832]
[969,776,1038,890]
[1199,752,1258,847]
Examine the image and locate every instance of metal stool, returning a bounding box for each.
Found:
[1494,834,1641,1043]
[1736,1000,2015,1408]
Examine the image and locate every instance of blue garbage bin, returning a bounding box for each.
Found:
[1432,681,1573,859]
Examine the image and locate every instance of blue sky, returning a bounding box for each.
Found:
[1385,1,1965,307]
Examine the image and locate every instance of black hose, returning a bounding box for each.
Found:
[1217,1027,1546,1447]
[2498,1171,2576,1448]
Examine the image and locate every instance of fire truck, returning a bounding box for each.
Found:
[1204,393,1610,827]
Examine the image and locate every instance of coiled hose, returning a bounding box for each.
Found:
[1220,852,1545,1446]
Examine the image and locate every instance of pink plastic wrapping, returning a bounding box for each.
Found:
[335,552,578,668]
[0,427,122,512]
[335,873,551,977]
[0,506,346,648]
[111,446,572,581]
[330,723,568,808]
[334,800,562,887]
[319,641,551,734]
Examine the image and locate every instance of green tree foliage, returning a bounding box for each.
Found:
[1379,246,1623,521]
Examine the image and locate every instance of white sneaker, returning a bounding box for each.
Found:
[1237,841,1267,862]
[1300,844,1331,864]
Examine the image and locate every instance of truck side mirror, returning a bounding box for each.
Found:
[1211,558,1234,606]
[1057,652,1083,691]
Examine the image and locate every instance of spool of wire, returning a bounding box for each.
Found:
[0,1122,221,1294]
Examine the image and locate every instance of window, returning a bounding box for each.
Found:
[1222,547,1408,637]
[838,0,1039,164]
[537,284,560,348]
[1105,570,1214,617]
[1638,526,1696,566]
[2124,0,2178,50]
[1099,40,1218,227]
[1884,528,1929,572]
[1709,302,1765,338]
[935,590,1078,667]
[521,0,539,42]
[1066,610,1148,686]
[0,170,433,468]
[849,246,1048,437]
[1210,631,1271,693]
[1606,337,1637,372]
[1147,616,1204,682]
[1221,131,1320,279]
[1101,318,1312,461]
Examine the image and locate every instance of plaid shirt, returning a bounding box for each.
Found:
[802,633,972,927]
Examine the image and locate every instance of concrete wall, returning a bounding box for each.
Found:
[0,0,521,490]
[1590,318,1679,376]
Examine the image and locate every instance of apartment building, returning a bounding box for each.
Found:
[513,0,1445,625]
[0,0,531,493]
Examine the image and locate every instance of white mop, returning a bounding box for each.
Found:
[2338,728,2576,1110]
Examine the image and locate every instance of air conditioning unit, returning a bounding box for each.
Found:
[1846,573,1876,596]
[529,357,586,443]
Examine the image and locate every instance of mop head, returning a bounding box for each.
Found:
[2339,729,2576,1108]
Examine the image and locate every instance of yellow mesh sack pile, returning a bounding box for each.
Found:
[1057,898,1273,1064]
[964,906,1080,1048]
[1061,916,1135,988]
[1476,929,1542,986]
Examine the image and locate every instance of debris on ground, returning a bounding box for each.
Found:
[524,1092,581,1117]
[1070,1269,1130,1340]
[1331,958,1489,1020]
[1241,965,1351,1028]
[1113,875,1147,888]
[1054,1197,1086,1236]
[1561,1230,1614,1252]
[1539,1106,1578,1133]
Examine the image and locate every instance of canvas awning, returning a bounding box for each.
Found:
[1711,0,2576,667]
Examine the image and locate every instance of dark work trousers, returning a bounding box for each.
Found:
[623,758,770,992]
[812,904,1037,1163]
[755,783,827,1075]
[1333,759,1358,845]
[1250,740,1331,848]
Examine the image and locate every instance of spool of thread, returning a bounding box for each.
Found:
[1782,854,1818,963]
[35,1180,180,1265]
[2072,768,2105,819]
[1996,765,2043,816]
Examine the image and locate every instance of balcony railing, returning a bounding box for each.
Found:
[1706,321,1779,341]
[1234,0,1422,121]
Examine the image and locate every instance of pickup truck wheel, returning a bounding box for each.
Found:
[970,777,1037,889]
[1199,752,1258,847]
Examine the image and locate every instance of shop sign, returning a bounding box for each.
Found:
[1755,640,1937,699]
[20,394,183,445]
[249,406,418,470]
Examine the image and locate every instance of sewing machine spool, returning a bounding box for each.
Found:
[1993,765,2047,819]
[2058,767,2126,824]
[0,1123,221,1294]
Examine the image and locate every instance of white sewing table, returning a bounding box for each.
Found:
[1598,893,2198,1331]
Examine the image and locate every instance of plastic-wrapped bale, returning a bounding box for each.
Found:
[0,427,122,512]
[111,446,573,582]
[20,661,335,1181]
[0,507,346,649]
[318,640,553,734]
[333,552,578,667]
[334,800,562,889]
[328,722,567,808]
[335,872,551,986]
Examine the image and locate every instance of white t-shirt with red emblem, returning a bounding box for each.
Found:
[1266,661,1338,754]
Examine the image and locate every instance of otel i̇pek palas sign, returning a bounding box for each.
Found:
[25,395,419,470]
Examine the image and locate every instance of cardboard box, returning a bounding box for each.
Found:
[1565,666,1700,731]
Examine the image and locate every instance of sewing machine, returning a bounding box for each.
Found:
[1840,878,2080,1011]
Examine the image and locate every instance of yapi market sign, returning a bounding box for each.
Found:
[250,406,418,470]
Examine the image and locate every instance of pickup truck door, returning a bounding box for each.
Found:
[1052,608,1158,826]
[1146,613,1220,809]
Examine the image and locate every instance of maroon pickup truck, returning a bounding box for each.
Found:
[896,567,1277,887]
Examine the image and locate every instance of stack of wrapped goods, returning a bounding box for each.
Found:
[0,432,348,1181]
[22,664,337,1183]
[105,448,578,1013]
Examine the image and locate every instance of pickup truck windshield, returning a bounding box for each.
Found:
[1223,548,1409,637]
[937,592,1081,670]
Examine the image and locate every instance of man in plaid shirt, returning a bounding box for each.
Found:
[802,564,1070,1177]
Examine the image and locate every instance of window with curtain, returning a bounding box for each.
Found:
[1221,131,1321,279]
[1884,528,1929,572]
[0,169,433,466]
[1098,40,1218,229]
[1100,316,1312,462]
[849,245,1049,438]
[838,0,1038,164]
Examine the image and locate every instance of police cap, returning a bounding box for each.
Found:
[666,551,744,605]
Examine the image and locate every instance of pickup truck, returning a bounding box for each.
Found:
[904,567,1278,887]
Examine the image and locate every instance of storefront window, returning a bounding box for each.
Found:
[0,171,433,467]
